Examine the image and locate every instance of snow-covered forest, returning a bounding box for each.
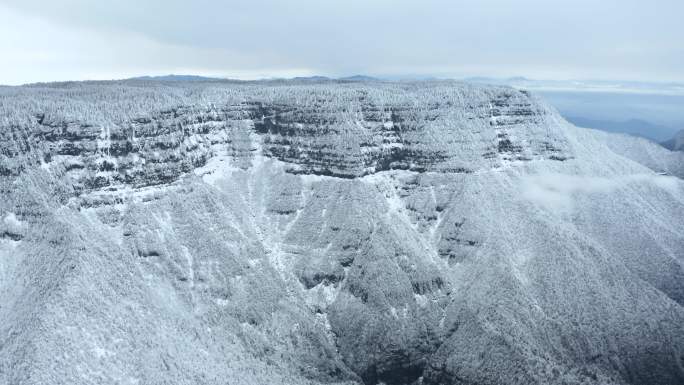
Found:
[1,80,683,385]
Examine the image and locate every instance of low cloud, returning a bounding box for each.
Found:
[522,173,680,214]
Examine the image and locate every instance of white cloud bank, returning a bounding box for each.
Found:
[522,173,680,214]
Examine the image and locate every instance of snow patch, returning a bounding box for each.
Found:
[3,212,22,229]
[194,153,242,185]
[414,293,428,307]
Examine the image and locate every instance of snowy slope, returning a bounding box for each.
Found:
[0,81,683,385]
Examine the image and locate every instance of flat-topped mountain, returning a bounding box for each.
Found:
[1,81,683,385]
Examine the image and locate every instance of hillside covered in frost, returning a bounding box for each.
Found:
[1,80,683,385]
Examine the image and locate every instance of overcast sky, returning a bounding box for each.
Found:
[0,0,682,85]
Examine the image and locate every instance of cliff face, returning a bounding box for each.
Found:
[1,83,572,192]
[1,81,683,385]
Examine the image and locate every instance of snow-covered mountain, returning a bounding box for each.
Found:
[662,130,684,152]
[1,81,682,385]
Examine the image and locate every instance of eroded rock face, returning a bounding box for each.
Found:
[1,80,683,385]
[1,82,572,195]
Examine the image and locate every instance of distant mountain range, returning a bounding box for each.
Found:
[128,74,381,83]
[662,130,684,151]
[566,116,678,143]
[338,75,380,81]
[128,74,228,82]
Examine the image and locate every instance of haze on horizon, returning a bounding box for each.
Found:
[0,0,683,86]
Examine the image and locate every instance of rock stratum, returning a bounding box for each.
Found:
[0,80,683,385]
